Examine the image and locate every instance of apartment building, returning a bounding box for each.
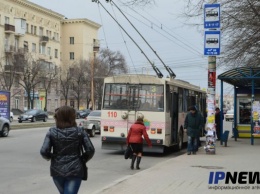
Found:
[0,0,100,112]
[61,18,101,109]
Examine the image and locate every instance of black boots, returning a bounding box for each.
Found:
[136,156,142,170]
[131,155,137,170]
[130,155,142,170]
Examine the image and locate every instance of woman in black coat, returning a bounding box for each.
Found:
[40,106,95,194]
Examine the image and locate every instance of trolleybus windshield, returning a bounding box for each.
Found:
[103,83,164,112]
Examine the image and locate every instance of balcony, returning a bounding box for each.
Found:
[5,24,15,34]
[5,45,15,53]
[40,36,49,44]
[4,65,24,73]
[15,48,28,55]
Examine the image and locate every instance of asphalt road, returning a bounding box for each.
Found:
[0,126,186,194]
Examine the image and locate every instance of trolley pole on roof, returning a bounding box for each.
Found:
[204,1,221,141]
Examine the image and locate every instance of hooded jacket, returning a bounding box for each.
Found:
[40,127,95,178]
[126,121,152,146]
[184,111,204,137]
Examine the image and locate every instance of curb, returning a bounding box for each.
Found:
[10,122,55,130]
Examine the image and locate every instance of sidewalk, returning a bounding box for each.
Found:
[94,137,260,194]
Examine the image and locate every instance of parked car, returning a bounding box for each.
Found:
[225,110,234,121]
[10,112,13,122]
[81,110,101,137]
[18,109,48,123]
[76,109,91,119]
[0,116,10,137]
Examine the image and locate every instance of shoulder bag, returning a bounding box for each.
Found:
[124,145,133,159]
[78,128,88,181]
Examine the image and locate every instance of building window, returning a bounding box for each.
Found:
[31,25,33,34]
[39,27,43,36]
[47,47,51,56]
[39,44,46,54]
[70,37,74,44]
[26,23,29,33]
[55,49,58,58]
[15,38,19,52]
[5,16,9,24]
[32,43,36,52]
[70,52,74,60]
[34,26,37,35]
[24,41,28,51]
[14,77,19,87]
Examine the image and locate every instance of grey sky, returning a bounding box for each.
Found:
[28,0,229,92]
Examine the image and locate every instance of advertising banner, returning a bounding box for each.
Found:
[0,91,10,120]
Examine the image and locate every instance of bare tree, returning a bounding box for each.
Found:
[38,61,58,111]
[181,0,260,68]
[94,48,128,109]
[59,65,73,106]
[17,53,42,110]
[70,60,89,110]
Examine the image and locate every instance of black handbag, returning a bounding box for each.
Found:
[124,145,133,159]
[78,129,88,181]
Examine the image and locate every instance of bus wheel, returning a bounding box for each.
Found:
[178,130,183,150]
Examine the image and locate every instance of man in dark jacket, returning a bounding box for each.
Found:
[184,106,204,155]
[215,107,221,140]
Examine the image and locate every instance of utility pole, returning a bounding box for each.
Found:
[204,1,221,153]
[91,39,100,110]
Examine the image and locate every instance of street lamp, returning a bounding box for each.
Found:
[91,39,100,110]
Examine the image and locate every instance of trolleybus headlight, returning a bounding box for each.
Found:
[151,128,156,134]
[121,112,128,119]
[157,128,162,134]
[121,133,125,137]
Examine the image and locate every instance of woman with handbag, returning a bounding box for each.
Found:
[40,106,95,194]
[126,118,152,170]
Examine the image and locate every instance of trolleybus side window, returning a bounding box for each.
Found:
[183,89,189,111]
[178,88,183,112]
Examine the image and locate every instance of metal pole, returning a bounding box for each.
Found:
[91,53,95,110]
[206,56,216,136]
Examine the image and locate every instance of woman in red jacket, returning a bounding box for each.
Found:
[126,118,152,170]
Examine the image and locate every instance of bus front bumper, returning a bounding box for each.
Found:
[101,136,164,153]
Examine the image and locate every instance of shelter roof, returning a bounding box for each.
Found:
[218,67,260,88]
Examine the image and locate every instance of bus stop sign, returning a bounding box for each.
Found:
[204,30,221,56]
[204,4,220,29]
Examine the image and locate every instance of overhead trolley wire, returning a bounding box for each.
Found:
[143,9,202,52]
[92,0,163,78]
[109,3,138,74]
[124,7,202,56]
[97,3,109,49]
[110,0,176,79]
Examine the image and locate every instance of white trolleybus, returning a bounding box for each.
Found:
[101,74,206,153]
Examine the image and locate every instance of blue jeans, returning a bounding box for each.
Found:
[53,176,82,194]
[187,136,198,152]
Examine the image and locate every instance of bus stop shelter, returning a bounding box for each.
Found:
[218,67,260,145]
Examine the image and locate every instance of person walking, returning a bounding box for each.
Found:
[184,105,204,155]
[40,106,95,194]
[126,118,152,170]
[215,107,221,140]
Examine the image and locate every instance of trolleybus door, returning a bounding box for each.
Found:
[171,92,179,144]
[126,85,140,130]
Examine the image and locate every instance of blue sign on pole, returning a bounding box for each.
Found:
[204,4,220,29]
[204,30,221,56]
